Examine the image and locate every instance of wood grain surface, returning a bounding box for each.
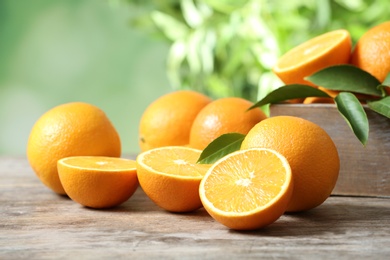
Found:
[271,104,390,197]
[1,157,389,259]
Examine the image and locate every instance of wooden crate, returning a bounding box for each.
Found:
[270,104,390,197]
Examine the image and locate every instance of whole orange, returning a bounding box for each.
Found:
[241,116,340,212]
[138,90,212,151]
[351,21,390,87]
[189,97,267,150]
[27,102,121,195]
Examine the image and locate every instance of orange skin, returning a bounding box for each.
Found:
[351,21,390,94]
[189,97,267,150]
[138,90,212,151]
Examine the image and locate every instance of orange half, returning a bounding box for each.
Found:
[136,146,211,212]
[199,148,293,230]
[273,29,352,86]
[58,156,138,209]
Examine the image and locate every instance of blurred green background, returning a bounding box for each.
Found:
[0,0,171,156]
[1,0,388,156]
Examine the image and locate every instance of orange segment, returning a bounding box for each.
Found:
[136,146,211,212]
[57,156,138,209]
[273,29,352,86]
[199,148,293,230]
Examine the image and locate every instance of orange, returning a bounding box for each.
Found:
[241,116,340,212]
[273,29,352,86]
[189,97,267,150]
[57,156,138,209]
[27,102,121,195]
[351,21,390,88]
[303,96,334,104]
[136,146,211,212]
[199,148,293,230]
[139,90,212,151]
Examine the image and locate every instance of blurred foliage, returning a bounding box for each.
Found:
[125,0,389,102]
[0,0,171,155]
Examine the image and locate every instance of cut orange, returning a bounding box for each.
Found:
[136,146,211,212]
[57,156,138,209]
[273,29,352,86]
[199,148,293,230]
[241,116,340,212]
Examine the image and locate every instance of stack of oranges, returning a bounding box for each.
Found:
[26,21,389,231]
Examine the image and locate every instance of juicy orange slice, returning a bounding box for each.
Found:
[199,148,293,230]
[273,29,352,86]
[136,146,210,212]
[57,156,138,209]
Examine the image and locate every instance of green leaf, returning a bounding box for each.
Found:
[197,133,245,164]
[306,65,382,97]
[378,72,390,96]
[381,72,390,86]
[367,96,390,118]
[203,0,249,14]
[249,84,330,109]
[334,92,369,146]
[150,11,189,41]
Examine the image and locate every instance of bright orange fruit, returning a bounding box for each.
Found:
[199,148,293,230]
[351,21,390,84]
[241,116,340,212]
[189,97,267,150]
[273,29,352,86]
[27,102,121,195]
[138,90,212,151]
[57,156,138,209]
[136,146,211,212]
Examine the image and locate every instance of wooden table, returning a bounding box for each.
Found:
[1,157,389,259]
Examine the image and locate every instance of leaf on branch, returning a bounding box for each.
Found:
[248,84,330,109]
[197,133,245,164]
[367,96,390,119]
[306,65,382,97]
[334,92,369,146]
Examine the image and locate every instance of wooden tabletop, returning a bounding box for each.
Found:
[1,156,389,259]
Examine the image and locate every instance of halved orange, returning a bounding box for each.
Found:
[136,146,211,212]
[57,156,138,209]
[199,148,293,230]
[273,29,352,86]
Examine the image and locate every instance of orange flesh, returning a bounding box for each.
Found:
[141,148,209,178]
[203,149,290,213]
[60,156,136,171]
[276,30,349,71]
